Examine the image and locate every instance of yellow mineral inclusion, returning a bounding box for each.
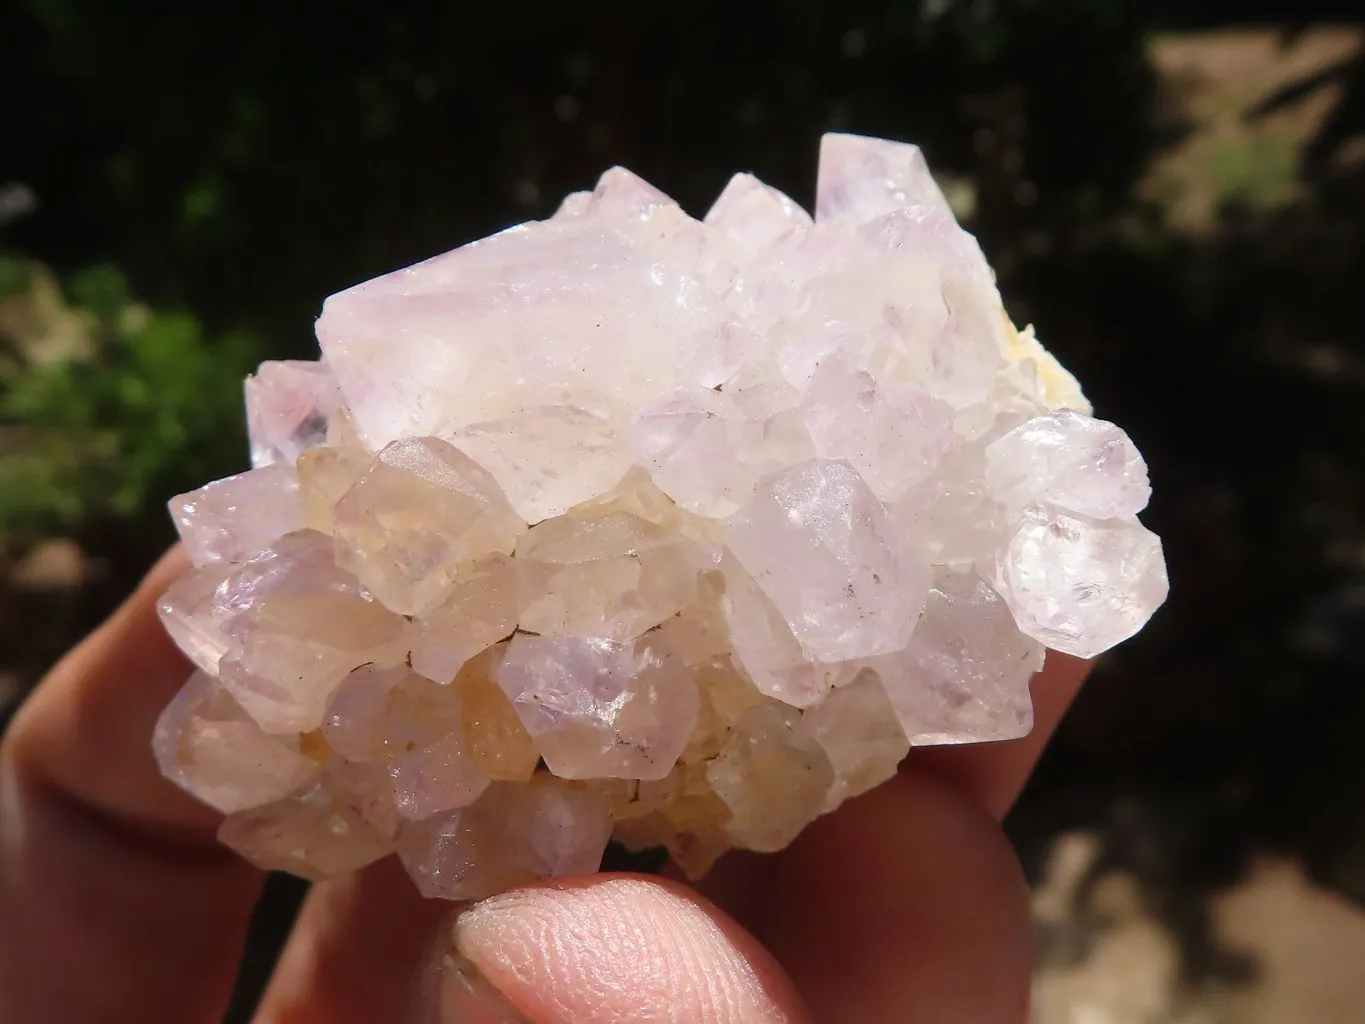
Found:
[1002,313,1093,415]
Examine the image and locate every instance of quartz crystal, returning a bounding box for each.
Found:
[333,437,525,615]
[170,464,306,566]
[154,132,1167,899]
[153,671,320,814]
[245,360,345,469]
[219,771,392,879]
[398,776,613,900]
[494,633,699,781]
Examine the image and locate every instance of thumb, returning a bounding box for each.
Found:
[415,875,807,1024]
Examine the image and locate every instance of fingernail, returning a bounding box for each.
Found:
[411,921,531,1024]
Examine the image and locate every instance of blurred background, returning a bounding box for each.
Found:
[3,1,1364,1020]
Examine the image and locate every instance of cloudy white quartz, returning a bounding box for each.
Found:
[155,132,1168,897]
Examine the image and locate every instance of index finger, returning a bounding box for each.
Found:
[0,547,263,1023]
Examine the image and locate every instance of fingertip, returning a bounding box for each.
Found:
[448,874,807,1024]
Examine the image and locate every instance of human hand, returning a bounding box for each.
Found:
[0,545,1090,1023]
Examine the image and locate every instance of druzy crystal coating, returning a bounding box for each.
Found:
[155,133,1167,897]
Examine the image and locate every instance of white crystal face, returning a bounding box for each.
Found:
[245,359,345,469]
[157,132,1167,898]
[992,505,1169,659]
[815,132,957,226]
[861,568,1044,745]
[726,459,930,664]
[705,172,813,257]
[984,409,1152,519]
[450,405,634,523]
[170,464,306,566]
[495,634,699,781]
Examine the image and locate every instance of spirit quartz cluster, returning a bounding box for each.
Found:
[155,133,1167,897]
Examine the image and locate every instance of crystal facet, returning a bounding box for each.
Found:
[153,671,320,814]
[333,437,526,616]
[398,777,613,900]
[516,511,698,641]
[993,505,1168,659]
[495,634,699,782]
[170,464,306,566]
[245,359,345,469]
[726,459,930,663]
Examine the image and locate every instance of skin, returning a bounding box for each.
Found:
[0,545,1091,1023]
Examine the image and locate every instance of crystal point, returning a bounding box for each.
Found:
[246,359,345,468]
[993,505,1169,659]
[863,568,1043,745]
[218,771,390,880]
[816,132,955,226]
[726,459,930,663]
[398,776,612,900]
[985,410,1151,519]
[153,671,319,814]
[516,511,698,641]
[496,634,699,781]
[170,464,306,566]
[324,665,490,821]
[800,670,910,810]
[705,173,812,257]
[450,405,633,523]
[707,704,833,853]
[409,554,519,683]
[334,436,526,615]
[454,645,541,782]
[157,563,235,674]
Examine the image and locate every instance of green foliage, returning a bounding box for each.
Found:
[0,256,259,536]
[1205,134,1300,213]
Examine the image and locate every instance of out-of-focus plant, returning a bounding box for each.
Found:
[0,254,258,537]
[1247,30,1365,180]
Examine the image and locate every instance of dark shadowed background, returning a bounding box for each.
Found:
[3,2,1364,1020]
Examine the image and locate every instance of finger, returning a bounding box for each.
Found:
[668,654,1087,1021]
[690,652,1091,933]
[909,651,1093,819]
[692,656,1089,1020]
[250,856,450,1024]
[0,547,263,1023]
[6,545,218,833]
[424,874,808,1024]
[743,772,1034,1023]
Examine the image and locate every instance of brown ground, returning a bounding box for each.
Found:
[1033,26,1365,1023]
[1033,834,1365,1024]
[1142,27,1364,232]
